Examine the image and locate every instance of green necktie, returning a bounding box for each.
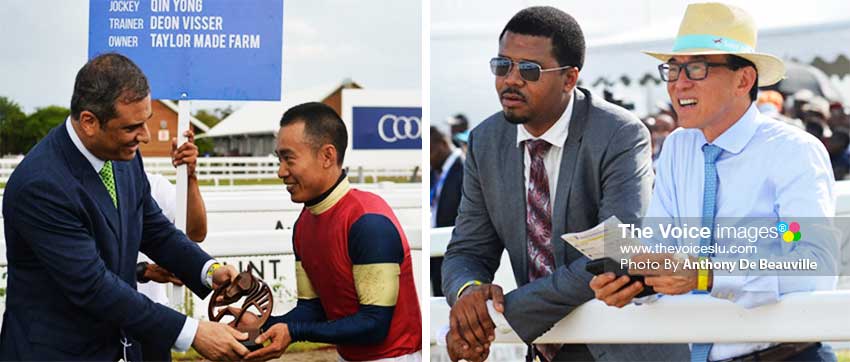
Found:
[99,160,118,208]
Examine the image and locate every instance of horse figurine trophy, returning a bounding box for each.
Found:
[208,271,274,351]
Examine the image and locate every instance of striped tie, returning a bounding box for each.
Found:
[691,144,723,362]
[99,160,118,208]
[525,139,560,361]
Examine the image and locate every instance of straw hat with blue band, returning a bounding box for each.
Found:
[643,2,785,87]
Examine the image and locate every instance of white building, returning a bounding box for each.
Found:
[202,80,361,156]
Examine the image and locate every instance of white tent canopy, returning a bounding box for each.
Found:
[203,82,349,138]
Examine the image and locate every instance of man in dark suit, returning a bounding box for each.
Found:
[430,126,464,297]
[1,53,249,361]
[430,126,464,228]
[441,7,688,362]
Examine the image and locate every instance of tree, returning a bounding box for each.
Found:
[22,106,69,152]
[193,136,216,156]
[194,109,221,129]
[0,100,69,155]
[213,105,235,120]
[192,109,221,156]
[0,96,27,156]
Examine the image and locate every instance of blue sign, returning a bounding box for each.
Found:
[352,107,421,150]
[88,0,282,100]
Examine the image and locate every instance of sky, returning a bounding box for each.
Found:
[4,0,850,122]
[431,0,850,127]
[0,0,422,114]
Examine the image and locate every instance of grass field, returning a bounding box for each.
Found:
[838,349,850,362]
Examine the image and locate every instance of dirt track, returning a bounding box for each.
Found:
[268,347,337,362]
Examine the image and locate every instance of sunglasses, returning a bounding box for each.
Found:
[490,57,572,82]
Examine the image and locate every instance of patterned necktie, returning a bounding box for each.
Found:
[526,139,555,280]
[691,144,723,362]
[99,160,118,208]
[525,139,560,362]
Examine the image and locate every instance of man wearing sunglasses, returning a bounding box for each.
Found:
[441,6,687,362]
[590,3,838,362]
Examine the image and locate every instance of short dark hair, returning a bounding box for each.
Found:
[727,55,758,102]
[70,53,150,126]
[499,6,585,70]
[279,102,348,166]
[430,126,448,146]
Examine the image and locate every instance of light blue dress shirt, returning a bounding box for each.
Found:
[644,104,838,360]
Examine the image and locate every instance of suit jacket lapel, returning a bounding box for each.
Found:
[500,118,530,285]
[551,88,590,265]
[57,122,122,240]
[113,161,128,267]
[82,172,122,240]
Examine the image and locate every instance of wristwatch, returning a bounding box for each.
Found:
[696,257,710,292]
[136,262,150,283]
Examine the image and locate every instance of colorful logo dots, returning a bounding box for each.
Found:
[780,221,801,243]
[789,222,800,233]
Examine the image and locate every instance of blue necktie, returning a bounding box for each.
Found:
[691,144,723,362]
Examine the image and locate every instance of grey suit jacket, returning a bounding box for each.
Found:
[442,87,688,361]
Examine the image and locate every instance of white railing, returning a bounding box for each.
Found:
[430,180,850,345]
[432,224,850,344]
[430,292,850,344]
[0,183,423,319]
[0,156,420,185]
[0,183,421,265]
[0,157,23,185]
[431,227,452,257]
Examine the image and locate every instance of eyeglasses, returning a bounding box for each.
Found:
[490,57,572,82]
[658,61,736,82]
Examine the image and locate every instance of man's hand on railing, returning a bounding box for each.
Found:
[449,284,504,357]
[589,272,644,308]
[447,326,490,362]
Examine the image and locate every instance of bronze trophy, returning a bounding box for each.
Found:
[208,271,274,351]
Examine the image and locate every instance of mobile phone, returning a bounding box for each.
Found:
[585,257,656,298]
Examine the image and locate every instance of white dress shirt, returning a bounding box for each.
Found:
[65,118,202,352]
[645,105,838,360]
[516,89,575,204]
[137,173,177,305]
